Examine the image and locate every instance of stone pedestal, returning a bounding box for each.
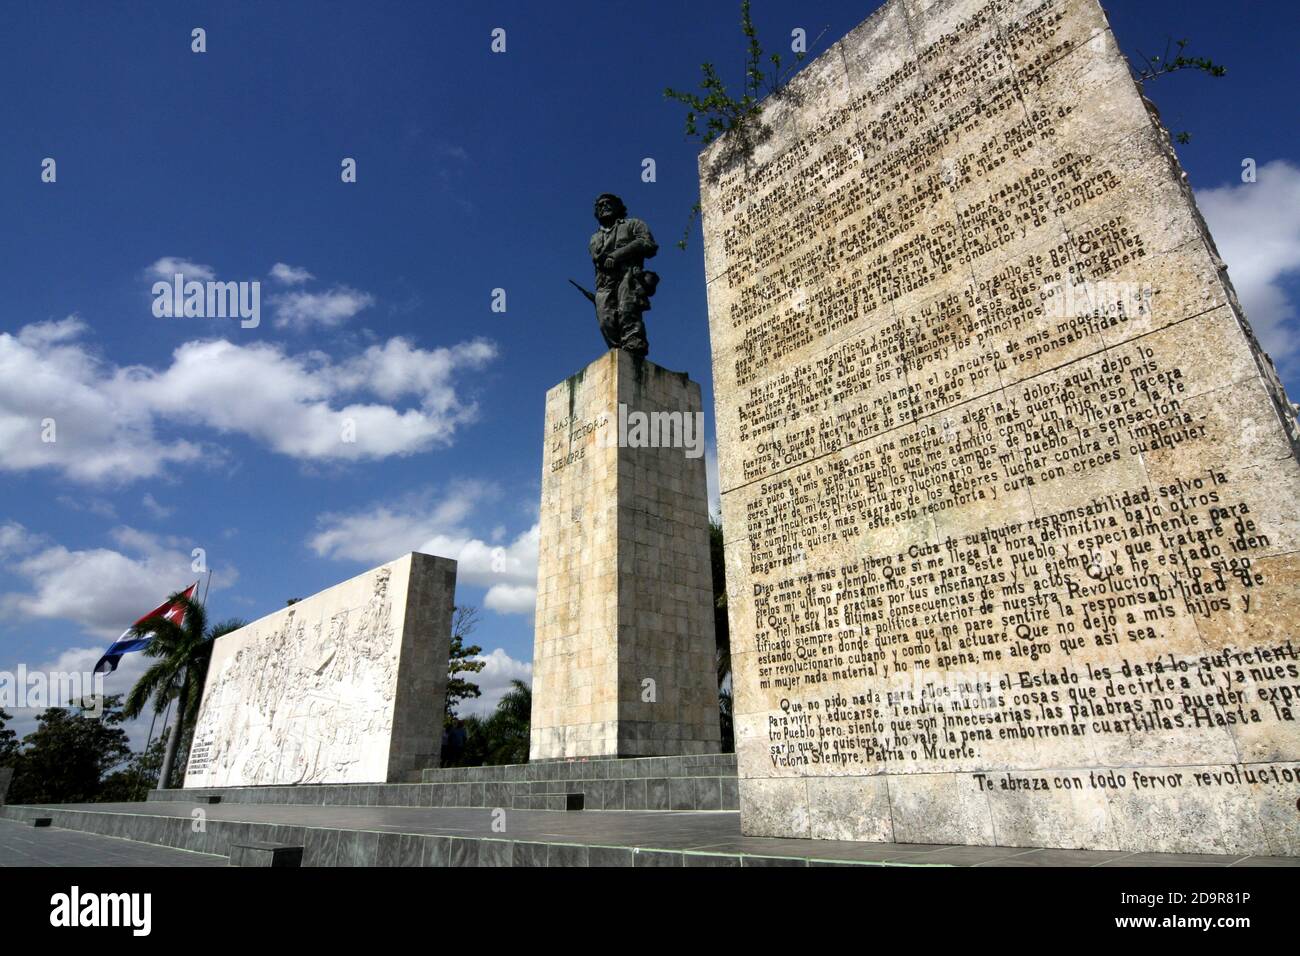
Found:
[530,350,721,759]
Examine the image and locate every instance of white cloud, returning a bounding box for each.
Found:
[0,522,39,559]
[141,493,174,520]
[147,257,215,281]
[0,319,497,482]
[0,318,206,483]
[0,644,159,750]
[269,262,315,285]
[1197,160,1300,365]
[310,486,540,612]
[17,315,86,348]
[0,525,232,639]
[453,647,532,717]
[56,495,118,519]
[484,583,537,615]
[272,287,375,330]
[309,483,490,560]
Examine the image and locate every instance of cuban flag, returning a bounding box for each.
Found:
[93,583,199,675]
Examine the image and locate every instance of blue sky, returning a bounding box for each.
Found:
[2,0,1298,744]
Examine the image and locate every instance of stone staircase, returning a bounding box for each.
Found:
[145,753,738,812]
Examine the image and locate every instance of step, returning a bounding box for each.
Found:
[229,842,304,867]
[147,775,737,811]
[146,764,738,812]
[422,753,737,784]
[0,803,869,868]
[5,801,1279,868]
[511,793,583,812]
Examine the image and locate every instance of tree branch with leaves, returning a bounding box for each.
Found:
[1131,37,1227,144]
[444,604,486,725]
[664,0,825,248]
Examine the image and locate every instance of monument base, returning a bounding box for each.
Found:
[529,350,721,760]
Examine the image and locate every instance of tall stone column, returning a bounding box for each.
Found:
[530,350,721,759]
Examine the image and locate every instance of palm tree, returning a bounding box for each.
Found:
[484,679,531,765]
[447,679,532,768]
[124,593,245,789]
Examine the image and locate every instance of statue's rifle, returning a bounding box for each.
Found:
[567,278,596,305]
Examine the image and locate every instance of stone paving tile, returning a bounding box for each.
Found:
[1230,856,1300,867]
[0,818,225,867]
[912,845,1060,866]
[972,847,1132,867]
[1096,852,1249,868]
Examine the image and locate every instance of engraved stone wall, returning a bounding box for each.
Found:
[702,0,1300,854]
[184,552,456,787]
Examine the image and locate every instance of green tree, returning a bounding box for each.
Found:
[1132,37,1227,144]
[665,1,825,246]
[709,517,734,752]
[98,737,166,802]
[665,0,816,150]
[123,594,246,789]
[452,680,532,767]
[6,696,132,804]
[445,604,486,724]
[0,707,18,765]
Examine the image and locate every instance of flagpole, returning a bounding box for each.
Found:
[156,695,174,788]
[156,570,210,790]
[155,577,204,791]
[135,709,160,801]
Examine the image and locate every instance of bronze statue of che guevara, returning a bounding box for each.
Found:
[571,193,659,358]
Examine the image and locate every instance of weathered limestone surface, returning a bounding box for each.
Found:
[530,350,721,759]
[702,0,1300,854]
[184,553,456,787]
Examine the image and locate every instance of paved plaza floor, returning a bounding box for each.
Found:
[0,818,225,867]
[4,803,1295,867]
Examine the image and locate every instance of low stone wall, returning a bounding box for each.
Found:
[148,758,739,812]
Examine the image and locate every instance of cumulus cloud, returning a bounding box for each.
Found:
[269,262,315,285]
[0,317,205,483]
[147,257,215,281]
[0,524,233,638]
[0,319,497,482]
[453,648,532,717]
[272,287,375,330]
[0,643,158,748]
[0,521,39,558]
[310,485,540,614]
[17,315,86,348]
[1197,160,1300,365]
[484,584,537,615]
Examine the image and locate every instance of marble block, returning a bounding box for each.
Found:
[184,552,456,787]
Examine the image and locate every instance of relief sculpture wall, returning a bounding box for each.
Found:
[184,552,455,788]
